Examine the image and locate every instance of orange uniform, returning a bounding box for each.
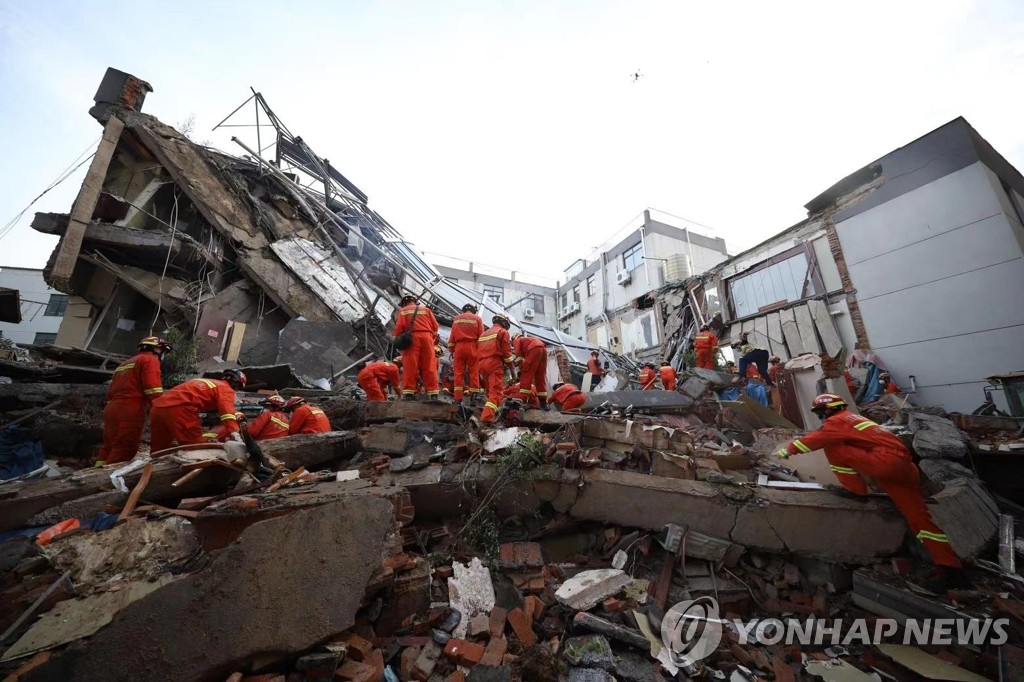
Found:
[513,336,548,403]
[746,363,762,379]
[248,410,290,441]
[449,311,485,401]
[551,383,587,412]
[694,330,718,370]
[639,367,657,390]
[99,352,164,463]
[478,324,514,423]
[358,361,401,402]
[769,364,781,384]
[784,412,961,569]
[150,378,238,455]
[884,381,899,395]
[504,382,540,409]
[288,404,331,435]
[394,303,440,398]
[659,365,677,391]
[587,357,604,378]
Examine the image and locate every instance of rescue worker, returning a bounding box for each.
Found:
[393,295,440,400]
[357,359,401,402]
[733,333,771,386]
[550,382,587,412]
[587,351,604,380]
[478,313,515,423]
[879,372,900,395]
[98,336,170,464]
[504,381,540,409]
[204,412,246,442]
[449,303,485,402]
[149,369,247,455]
[768,356,782,384]
[512,333,549,407]
[658,361,677,391]
[248,395,290,441]
[694,325,719,370]
[284,397,332,434]
[638,363,658,390]
[775,394,968,591]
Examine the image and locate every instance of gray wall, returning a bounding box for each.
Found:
[836,161,1024,412]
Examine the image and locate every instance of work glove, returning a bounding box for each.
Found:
[773,447,790,459]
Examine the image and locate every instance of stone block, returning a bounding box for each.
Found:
[908,412,967,459]
[554,569,631,611]
[563,635,614,670]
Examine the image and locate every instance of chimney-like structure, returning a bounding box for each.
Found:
[89,67,153,122]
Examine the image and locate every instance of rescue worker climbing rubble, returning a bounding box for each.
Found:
[98,335,170,464]
[658,361,677,391]
[448,303,485,403]
[149,369,246,455]
[733,333,772,386]
[638,363,658,390]
[478,313,515,424]
[247,395,290,441]
[357,359,401,402]
[879,371,900,395]
[512,333,548,408]
[550,382,587,412]
[284,397,332,434]
[393,294,440,400]
[774,393,969,592]
[694,324,719,370]
[587,350,604,380]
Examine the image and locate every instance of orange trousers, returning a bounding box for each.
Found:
[149,406,204,456]
[358,372,387,402]
[829,447,962,568]
[452,342,480,401]
[479,356,506,423]
[401,332,439,397]
[696,349,715,370]
[99,398,147,463]
[561,393,587,412]
[520,347,548,400]
[662,374,677,391]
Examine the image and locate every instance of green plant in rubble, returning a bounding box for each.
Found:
[461,506,500,561]
[160,326,202,388]
[496,433,544,481]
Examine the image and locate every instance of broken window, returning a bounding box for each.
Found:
[33,332,57,346]
[586,275,596,296]
[727,245,822,319]
[622,242,643,272]
[482,284,503,304]
[44,294,68,317]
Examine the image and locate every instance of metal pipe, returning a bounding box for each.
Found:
[331,352,374,383]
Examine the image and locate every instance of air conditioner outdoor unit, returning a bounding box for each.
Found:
[523,308,535,320]
[616,270,632,285]
[568,302,581,314]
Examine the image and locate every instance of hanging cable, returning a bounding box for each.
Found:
[149,188,180,333]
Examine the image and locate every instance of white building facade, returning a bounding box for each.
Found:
[0,266,67,345]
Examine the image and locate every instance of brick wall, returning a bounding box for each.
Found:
[824,218,870,350]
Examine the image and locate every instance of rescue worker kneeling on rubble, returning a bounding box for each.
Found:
[248,395,291,441]
[775,393,969,592]
[98,336,170,464]
[203,412,247,442]
[512,333,549,408]
[357,358,401,402]
[550,383,587,413]
[658,361,677,391]
[149,369,247,455]
[283,397,331,434]
[478,313,515,424]
[638,363,658,390]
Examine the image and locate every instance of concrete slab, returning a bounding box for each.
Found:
[586,390,695,413]
[794,304,821,354]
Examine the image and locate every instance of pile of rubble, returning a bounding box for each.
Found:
[1,364,1022,682]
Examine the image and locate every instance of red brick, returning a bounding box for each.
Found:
[446,672,466,682]
[524,595,546,622]
[400,646,422,680]
[488,607,507,638]
[498,542,544,570]
[480,636,508,666]
[602,597,629,613]
[434,565,454,580]
[333,633,373,662]
[443,639,486,667]
[507,608,537,646]
[335,660,375,682]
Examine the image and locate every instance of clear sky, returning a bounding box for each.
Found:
[1,0,1022,284]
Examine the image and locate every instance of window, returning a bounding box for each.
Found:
[586,275,596,297]
[622,243,643,272]
[572,285,580,303]
[728,250,812,318]
[44,294,68,317]
[482,284,503,304]
[559,292,568,309]
[33,332,57,346]
[525,294,544,314]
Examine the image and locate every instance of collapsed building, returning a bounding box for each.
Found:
[1,69,1024,682]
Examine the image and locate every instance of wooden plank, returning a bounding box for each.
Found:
[117,462,153,522]
[766,312,788,361]
[50,117,125,289]
[793,304,821,354]
[778,307,804,356]
[808,299,843,357]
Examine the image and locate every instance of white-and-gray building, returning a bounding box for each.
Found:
[0,266,67,345]
[431,257,559,329]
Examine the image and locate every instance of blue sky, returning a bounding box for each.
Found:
[1,0,1022,281]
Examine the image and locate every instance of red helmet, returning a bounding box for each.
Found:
[810,393,846,412]
[264,395,286,408]
[283,396,305,411]
[139,336,171,355]
[223,369,247,389]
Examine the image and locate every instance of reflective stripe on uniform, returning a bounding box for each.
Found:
[537,392,547,397]
[916,530,950,543]
[219,413,237,421]
[485,402,498,410]
[427,391,438,397]
[115,362,136,373]
[271,417,289,428]
[829,465,858,475]
[196,378,218,389]
[454,319,477,324]
[853,420,878,431]
[143,387,163,395]
[202,432,218,439]
[504,356,514,363]
[479,334,497,342]
[792,440,812,453]
[403,389,416,394]
[310,409,324,416]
